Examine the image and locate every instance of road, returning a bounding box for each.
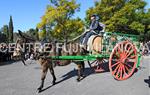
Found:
[0,57,149,95]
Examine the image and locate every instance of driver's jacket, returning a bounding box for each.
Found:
[89,19,105,34]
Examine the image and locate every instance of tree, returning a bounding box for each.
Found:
[35,27,39,41]
[37,0,84,42]
[26,28,40,41]
[86,0,150,34]
[0,32,7,43]
[9,15,14,42]
[0,25,8,42]
[38,25,46,41]
[1,25,9,42]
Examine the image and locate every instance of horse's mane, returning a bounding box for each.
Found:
[18,30,36,42]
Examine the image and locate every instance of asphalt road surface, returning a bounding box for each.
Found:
[0,57,149,95]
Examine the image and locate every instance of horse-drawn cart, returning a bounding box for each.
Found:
[48,32,142,81]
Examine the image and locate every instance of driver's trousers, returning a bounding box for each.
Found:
[80,31,97,45]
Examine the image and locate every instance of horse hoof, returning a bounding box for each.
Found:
[76,78,80,82]
[37,86,43,92]
[37,88,42,93]
[38,90,42,93]
[52,81,56,85]
[24,64,27,66]
[81,75,86,78]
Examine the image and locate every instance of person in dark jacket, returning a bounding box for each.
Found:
[80,14,104,47]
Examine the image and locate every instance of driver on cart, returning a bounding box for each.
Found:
[80,14,105,51]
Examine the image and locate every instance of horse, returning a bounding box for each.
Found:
[13,30,37,65]
[12,38,27,66]
[36,41,85,92]
[37,53,56,92]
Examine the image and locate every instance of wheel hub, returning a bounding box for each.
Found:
[120,53,127,64]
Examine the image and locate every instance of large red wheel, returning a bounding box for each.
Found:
[109,41,137,80]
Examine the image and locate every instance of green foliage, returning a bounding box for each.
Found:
[129,21,144,32]
[1,25,9,42]
[26,28,39,41]
[39,31,46,40]
[0,32,7,43]
[0,25,9,42]
[51,18,84,40]
[85,0,150,35]
[35,27,39,41]
[37,0,84,42]
[38,26,46,40]
[9,16,14,42]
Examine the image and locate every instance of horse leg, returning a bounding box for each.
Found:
[38,64,48,92]
[81,61,85,77]
[21,54,27,66]
[76,62,82,82]
[21,57,26,66]
[21,59,26,66]
[76,61,86,82]
[49,64,56,85]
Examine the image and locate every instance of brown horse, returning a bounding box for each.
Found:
[37,54,56,92]
[37,42,85,92]
[12,38,27,66]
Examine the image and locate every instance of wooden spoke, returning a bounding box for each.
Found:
[122,65,128,76]
[119,65,123,79]
[111,61,121,68]
[112,64,121,75]
[116,65,122,78]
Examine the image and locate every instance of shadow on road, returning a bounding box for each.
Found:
[38,61,110,93]
[0,60,16,66]
[38,68,96,93]
[34,67,42,69]
[60,60,110,82]
[38,84,54,93]
[144,76,150,88]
